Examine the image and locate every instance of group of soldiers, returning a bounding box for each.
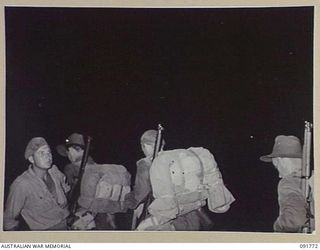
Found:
[3,126,315,233]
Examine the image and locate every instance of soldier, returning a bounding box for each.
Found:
[56,133,94,200]
[124,129,165,229]
[260,135,310,232]
[57,133,131,230]
[4,137,70,230]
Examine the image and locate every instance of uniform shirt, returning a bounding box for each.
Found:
[3,165,70,230]
[273,174,308,232]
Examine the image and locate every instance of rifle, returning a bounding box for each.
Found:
[68,136,92,215]
[301,121,313,233]
[131,124,164,229]
[152,124,164,161]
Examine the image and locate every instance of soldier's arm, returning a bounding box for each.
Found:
[132,163,152,203]
[274,188,307,232]
[3,181,27,230]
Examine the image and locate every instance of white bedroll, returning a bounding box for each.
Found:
[137,147,235,230]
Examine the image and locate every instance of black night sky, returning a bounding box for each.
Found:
[4,6,313,232]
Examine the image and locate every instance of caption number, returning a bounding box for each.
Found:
[300,244,319,248]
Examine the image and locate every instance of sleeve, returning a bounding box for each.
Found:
[273,181,308,232]
[124,160,152,210]
[131,161,152,204]
[78,170,101,210]
[3,181,28,230]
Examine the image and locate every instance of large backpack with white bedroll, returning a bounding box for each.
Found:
[137,147,235,230]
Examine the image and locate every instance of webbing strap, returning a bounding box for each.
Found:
[187,149,205,185]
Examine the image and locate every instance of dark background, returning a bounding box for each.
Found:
[4,6,313,232]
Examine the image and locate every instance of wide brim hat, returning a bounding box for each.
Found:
[260,135,302,162]
[57,133,85,157]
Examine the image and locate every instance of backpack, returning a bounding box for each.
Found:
[148,147,235,224]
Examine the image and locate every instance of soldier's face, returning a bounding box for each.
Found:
[31,145,52,169]
[141,143,154,157]
[67,146,84,164]
[272,157,291,178]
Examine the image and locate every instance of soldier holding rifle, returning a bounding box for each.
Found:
[124,125,165,229]
[135,125,235,231]
[260,123,314,233]
[56,133,95,200]
[58,133,131,230]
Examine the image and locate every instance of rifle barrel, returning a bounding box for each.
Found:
[69,136,92,214]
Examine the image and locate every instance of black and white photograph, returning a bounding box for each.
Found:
[1,0,318,242]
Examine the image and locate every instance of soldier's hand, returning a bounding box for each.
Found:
[124,192,138,210]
